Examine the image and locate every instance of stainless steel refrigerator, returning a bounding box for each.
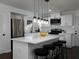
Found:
[11,15,24,38]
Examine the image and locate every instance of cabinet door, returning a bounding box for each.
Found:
[61,15,72,26]
[61,16,66,26]
[65,34,72,48]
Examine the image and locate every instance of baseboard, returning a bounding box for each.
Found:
[66,46,72,48]
[72,46,79,48]
[0,50,11,54]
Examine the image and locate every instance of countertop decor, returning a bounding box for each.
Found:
[40,32,47,38]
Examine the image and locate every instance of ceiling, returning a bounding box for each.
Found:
[0,0,79,15]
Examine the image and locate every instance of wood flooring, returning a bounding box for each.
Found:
[0,47,79,59]
[0,53,11,59]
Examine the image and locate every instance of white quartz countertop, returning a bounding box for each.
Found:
[12,32,73,44]
[12,33,60,44]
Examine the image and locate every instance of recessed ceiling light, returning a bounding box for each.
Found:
[49,9,52,12]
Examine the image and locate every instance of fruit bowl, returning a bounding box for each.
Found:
[40,32,47,37]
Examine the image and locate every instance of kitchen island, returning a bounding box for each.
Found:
[12,33,63,59]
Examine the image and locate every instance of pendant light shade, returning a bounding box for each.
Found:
[33,16,36,18]
[45,0,49,2]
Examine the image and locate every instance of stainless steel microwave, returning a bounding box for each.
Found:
[50,18,61,25]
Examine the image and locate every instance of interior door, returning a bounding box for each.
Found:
[0,12,11,54]
[0,14,4,53]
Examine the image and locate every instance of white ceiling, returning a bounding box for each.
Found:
[0,0,79,14]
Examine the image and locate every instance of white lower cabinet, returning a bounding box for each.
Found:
[59,34,72,48]
[72,34,79,47]
[65,34,72,48]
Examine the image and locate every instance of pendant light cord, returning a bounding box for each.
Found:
[42,0,44,19]
[34,0,36,18]
[38,0,39,18]
[43,1,44,20]
[43,0,45,20]
[47,1,48,20]
[41,0,43,19]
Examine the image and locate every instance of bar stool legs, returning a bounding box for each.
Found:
[43,44,56,59]
[65,43,67,59]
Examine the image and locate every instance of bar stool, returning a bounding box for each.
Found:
[53,42,63,59]
[58,40,66,47]
[43,44,56,58]
[34,48,49,59]
[57,40,67,59]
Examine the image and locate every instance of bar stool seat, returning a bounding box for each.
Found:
[43,44,55,50]
[58,40,66,44]
[34,48,49,56]
[53,42,63,47]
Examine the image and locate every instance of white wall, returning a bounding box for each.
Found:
[0,3,33,54]
[0,3,33,16]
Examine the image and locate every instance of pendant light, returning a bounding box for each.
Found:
[43,0,46,21]
[33,0,37,22]
[33,0,49,22]
[42,0,44,21]
[42,0,45,21]
[40,0,43,20]
[47,0,48,21]
[37,0,40,20]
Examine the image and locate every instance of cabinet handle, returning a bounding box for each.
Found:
[75,33,77,34]
[75,30,77,35]
[3,34,6,36]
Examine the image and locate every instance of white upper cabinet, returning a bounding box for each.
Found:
[61,15,72,26]
[50,13,60,18]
